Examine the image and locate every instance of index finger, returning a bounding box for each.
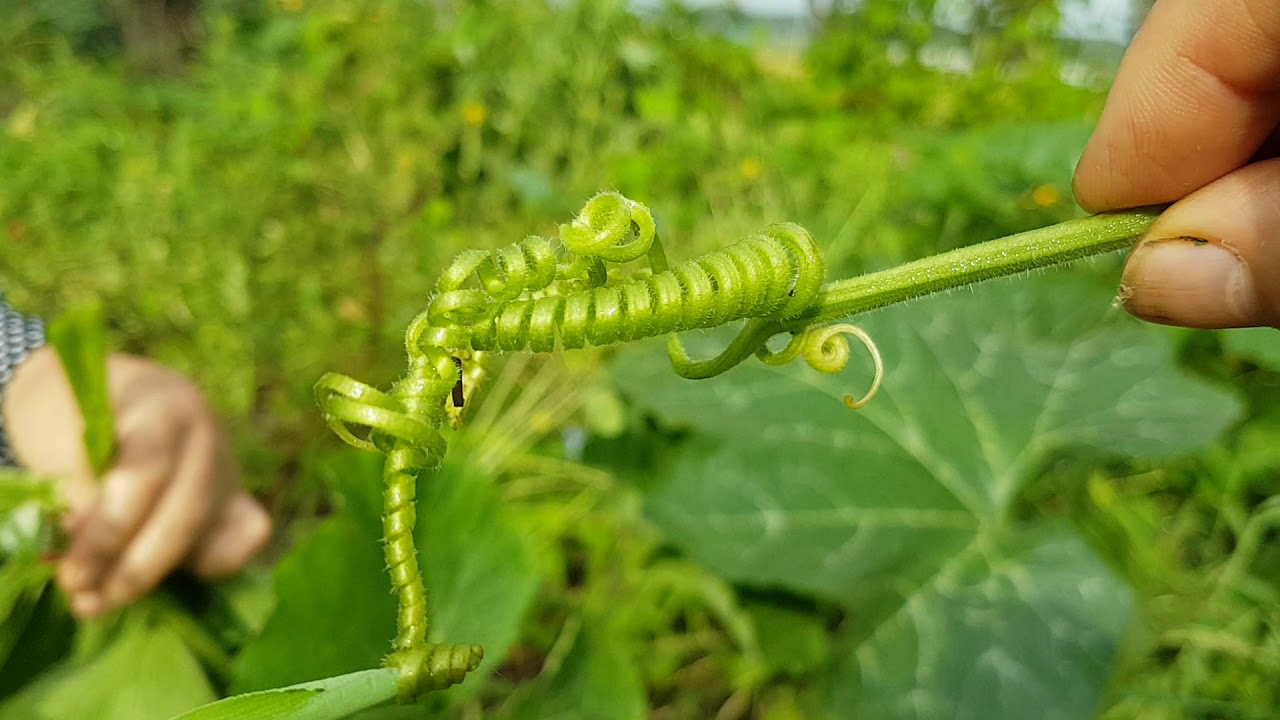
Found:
[1073,0,1280,212]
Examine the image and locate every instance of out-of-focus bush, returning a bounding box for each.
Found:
[1,0,1100,488]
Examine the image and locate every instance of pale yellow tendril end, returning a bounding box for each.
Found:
[758,323,883,410]
[821,323,883,409]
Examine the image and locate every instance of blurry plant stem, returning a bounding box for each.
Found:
[688,208,1163,375]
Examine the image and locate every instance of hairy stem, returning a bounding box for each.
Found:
[784,207,1162,330]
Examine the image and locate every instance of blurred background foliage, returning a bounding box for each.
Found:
[1,0,1278,718]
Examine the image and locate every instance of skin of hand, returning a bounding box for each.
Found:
[1073,0,1280,329]
[1,346,272,618]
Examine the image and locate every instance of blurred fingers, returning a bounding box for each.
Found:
[187,491,272,579]
[83,418,222,617]
[57,406,181,605]
[1074,0,1280,211]
[1120,158,1280,327]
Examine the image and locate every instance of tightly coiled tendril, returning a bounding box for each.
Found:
[315,192,880,701]
[388,642,485,698]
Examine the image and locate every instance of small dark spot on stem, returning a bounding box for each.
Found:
[451,357,465,407]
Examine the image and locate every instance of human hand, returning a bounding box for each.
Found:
[1073,0,1280,329]
[2,347,271,618]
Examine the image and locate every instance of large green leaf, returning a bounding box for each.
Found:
[1222,326,1280,371]
[0,606,216,720]
[0,558,54,669]
[227,502,392,694]
[833,525,1132,720]
[231,451,538,706]
[0,580,75,699]
[609,274,1241,718]
[171,669,398,720]
[0,473,59,670]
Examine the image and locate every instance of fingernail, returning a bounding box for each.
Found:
[72,592,103,618]
[1121,236,1263,328]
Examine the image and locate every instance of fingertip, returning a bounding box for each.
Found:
[57,519,126,594]
[242,496,274,553]
[71,592,104,619]
[1072,142,1120,214]
[1071,163,1105,215]
[189,493,273,578]
[97,562,158,612]
[57,558,93,594]
[1118,158,1280,329]
[1120,237,1263,327]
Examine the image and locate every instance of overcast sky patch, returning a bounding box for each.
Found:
[632,0,1136,44]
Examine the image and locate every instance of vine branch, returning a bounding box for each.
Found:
[315,193,1162,701]
[680,207,1163,376]
[793,207,1162,327]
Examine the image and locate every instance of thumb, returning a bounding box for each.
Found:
[1120,158,1280,329]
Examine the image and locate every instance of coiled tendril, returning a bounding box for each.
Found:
[315,192,880,701]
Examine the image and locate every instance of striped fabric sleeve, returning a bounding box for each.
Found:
[0,294,46,467]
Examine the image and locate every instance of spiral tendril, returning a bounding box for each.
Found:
[757,323,884,409]
[387,643,485,699]
[315,192,879,700]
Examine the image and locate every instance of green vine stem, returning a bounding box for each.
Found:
[800,207,1162,325]
[315,193,1161,701]
[670,206,1164,379]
